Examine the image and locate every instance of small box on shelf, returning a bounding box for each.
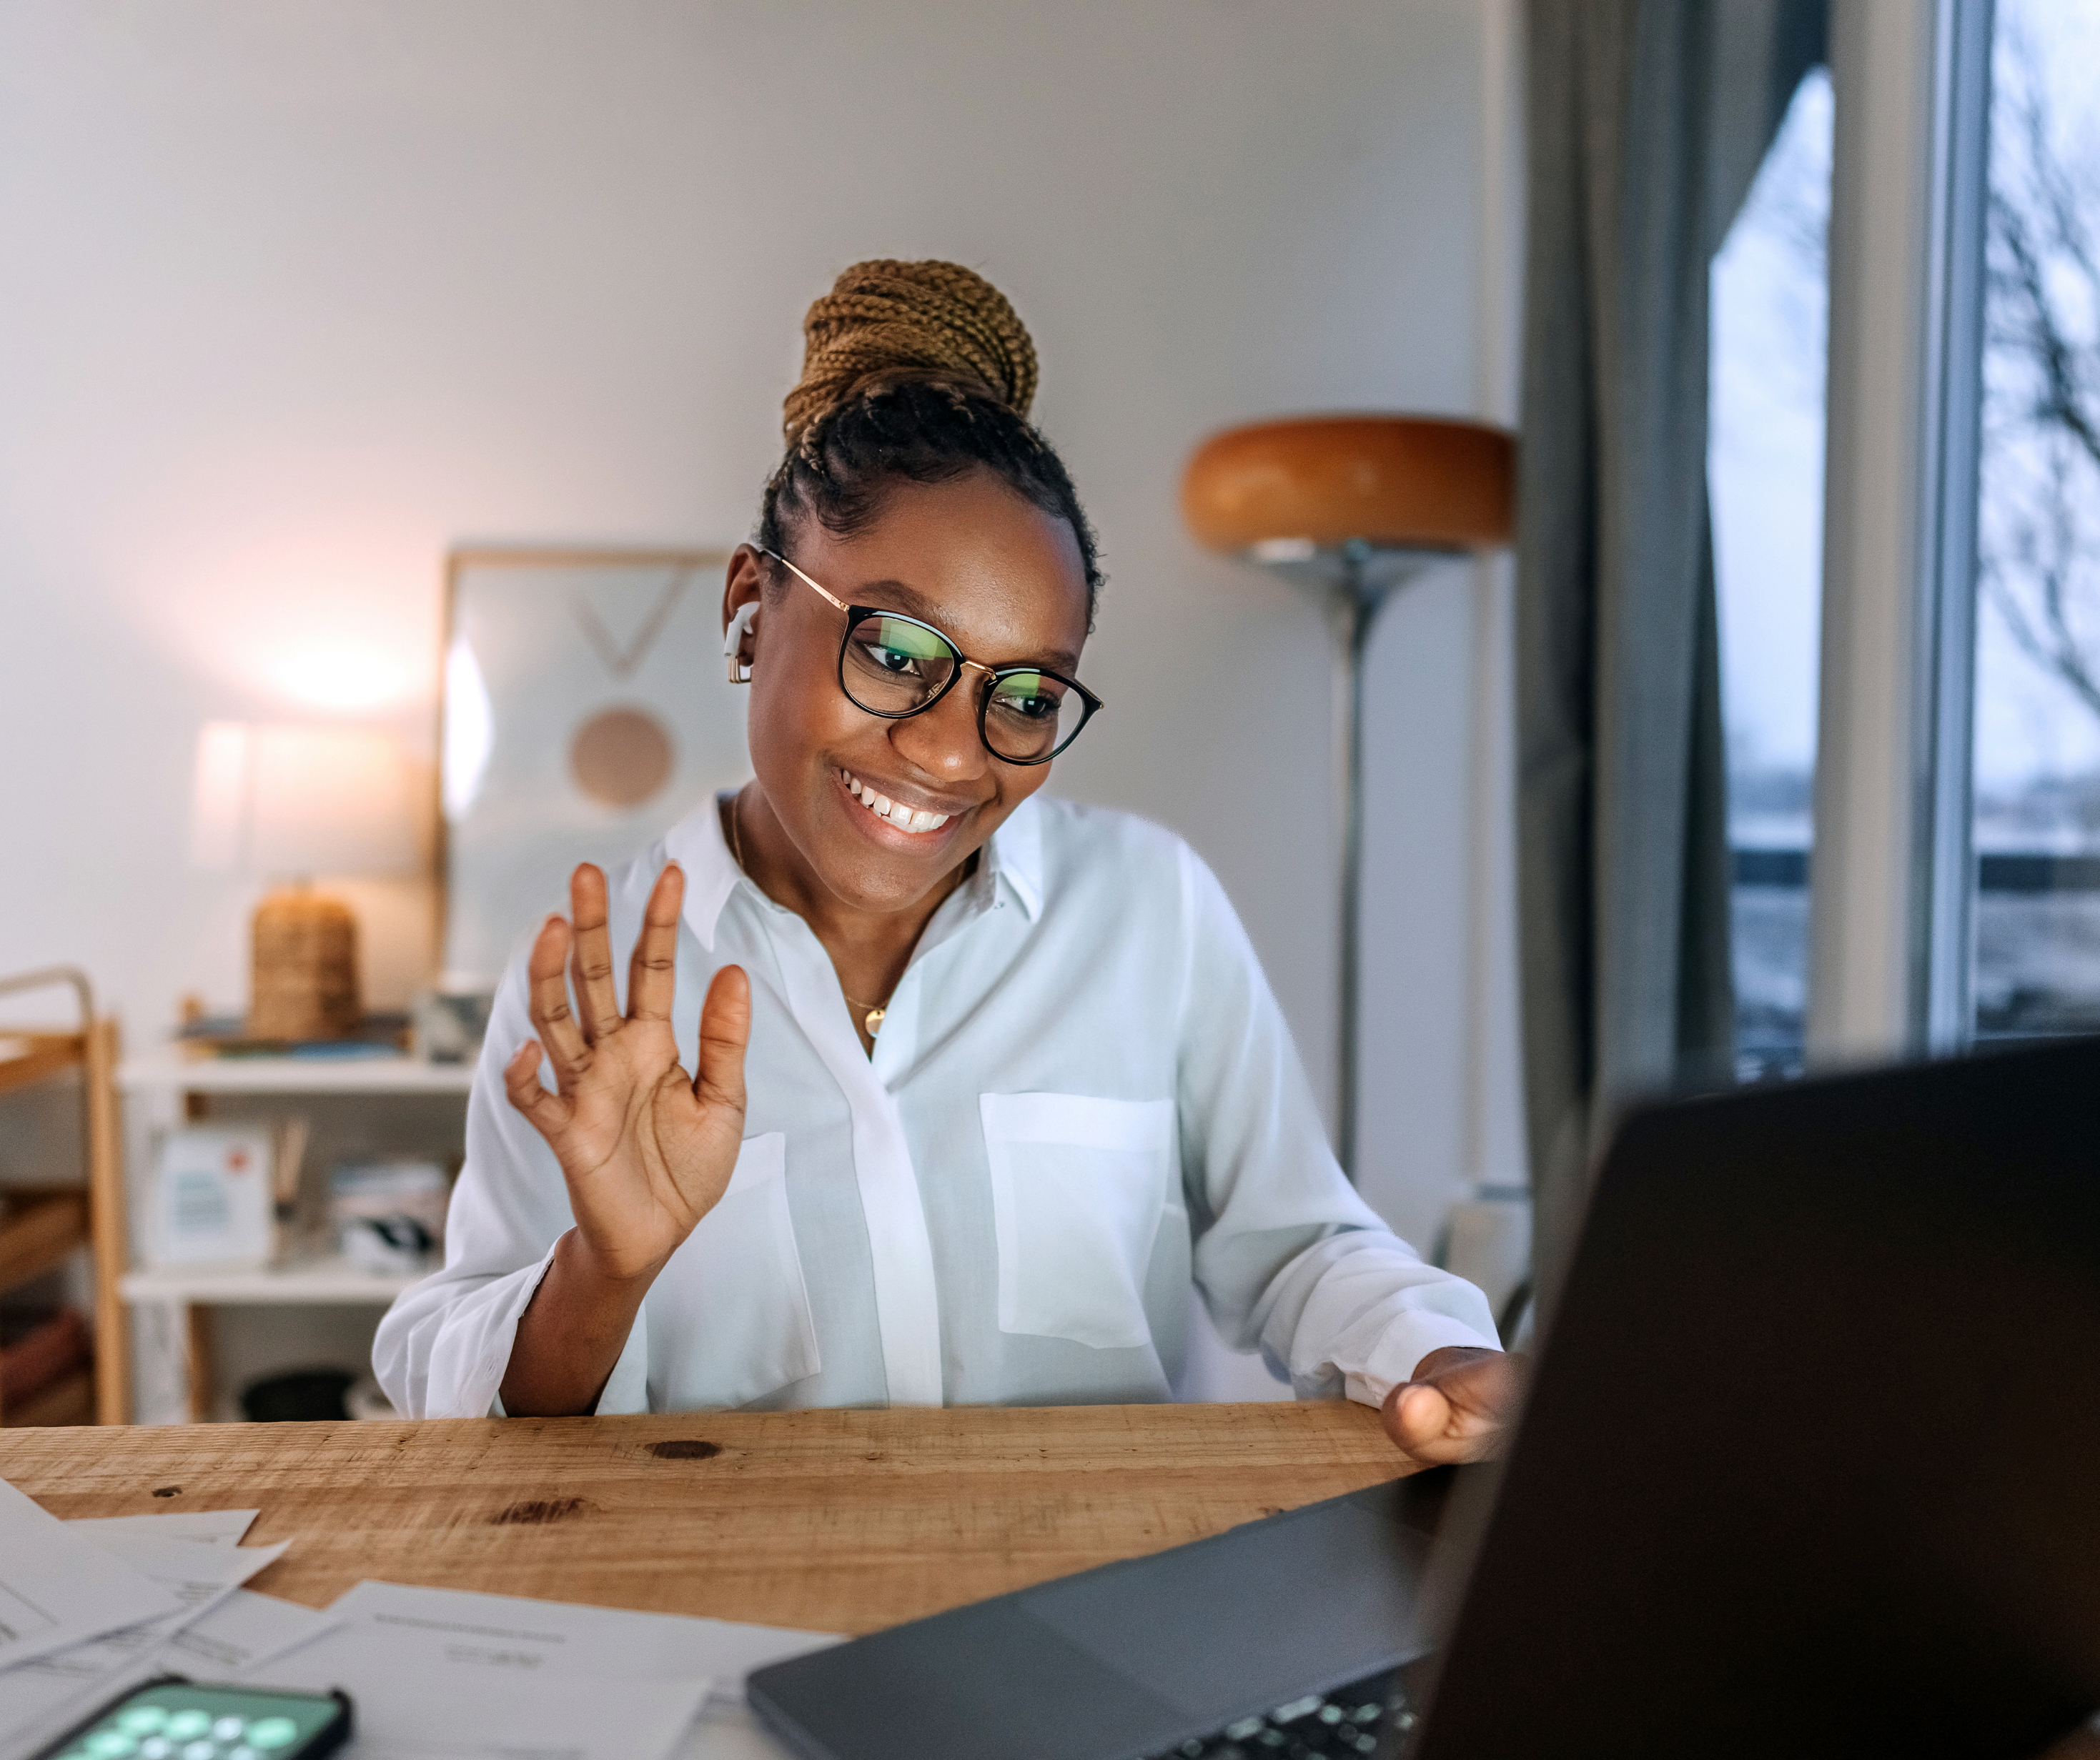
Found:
[330,1159,449,1276]
[145,1123,291,1270]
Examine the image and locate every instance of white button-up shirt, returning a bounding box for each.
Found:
[374,795,1498,1418]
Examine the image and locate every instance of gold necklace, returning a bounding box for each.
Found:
[841,989,887,1039]
[729,788,888,1040]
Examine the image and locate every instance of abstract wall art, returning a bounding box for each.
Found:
[439,547,743,980]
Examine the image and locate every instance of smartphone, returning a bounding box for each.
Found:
[27,1676,351,1760]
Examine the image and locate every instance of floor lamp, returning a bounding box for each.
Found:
[1182,415,1515,1177]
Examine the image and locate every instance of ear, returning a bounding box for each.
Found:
[721,546,767,682]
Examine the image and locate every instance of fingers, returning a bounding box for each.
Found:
[627,863,686,1024]
[502,1038,572,1140]
[1442,1351,1525,1431]
[1384,1383,1456,1458]
[693,964,751,1120]
[1380,1351,1522,1467]
[567,864,621,1042]
[525,912,593,1090]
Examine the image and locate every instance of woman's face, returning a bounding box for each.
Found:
[725,467,1091,918]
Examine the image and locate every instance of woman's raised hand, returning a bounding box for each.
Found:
[502,862,750,1285]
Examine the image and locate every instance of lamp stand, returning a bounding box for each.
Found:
[1258,540,1448,1178]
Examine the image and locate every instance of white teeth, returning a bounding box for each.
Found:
[842,772,949,833]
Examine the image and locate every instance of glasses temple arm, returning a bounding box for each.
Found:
[756,545,851,614]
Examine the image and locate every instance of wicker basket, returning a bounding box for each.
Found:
[248,888,361,1040]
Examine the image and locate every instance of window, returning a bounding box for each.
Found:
[1971,0,2100,1040]
[1710,70,1834,1079]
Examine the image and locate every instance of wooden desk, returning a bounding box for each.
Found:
[0,1403,1397,1636]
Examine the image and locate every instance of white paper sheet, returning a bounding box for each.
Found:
[0,1480,183,1671]
[244,1582,839,1760]
[169,1589,337,1676]
[317,1581,837,1696]
[0,1534,287,1756]
[249,1626,711,1760]
[66,1510,260,1546]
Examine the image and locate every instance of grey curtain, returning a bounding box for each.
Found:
[1517,0,1827,1313]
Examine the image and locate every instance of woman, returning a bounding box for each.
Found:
[375,260,1517,1466]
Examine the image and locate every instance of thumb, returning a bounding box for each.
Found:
[693,964,751,1120]
[1383,1381,1455,1451]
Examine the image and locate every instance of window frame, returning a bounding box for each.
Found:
[1806,0,1995,1063]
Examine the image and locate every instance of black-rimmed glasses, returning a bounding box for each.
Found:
[754,545,1103,765]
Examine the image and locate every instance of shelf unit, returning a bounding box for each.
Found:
[116,1048,472,1421]
[119,1050,479,1096]
[0,968,127,1427]
[117,1254,420,1306]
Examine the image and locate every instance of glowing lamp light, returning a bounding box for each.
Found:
[270,644,413,714]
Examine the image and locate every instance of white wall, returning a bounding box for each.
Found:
[0,1,1523,1393]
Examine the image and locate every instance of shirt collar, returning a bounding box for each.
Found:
[660,788,1046,948]
[981,793,1044,920]
[663,795,743,950]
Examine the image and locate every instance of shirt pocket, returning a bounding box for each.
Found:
[979,1093,1177,1351]
[651,1131,821,1408]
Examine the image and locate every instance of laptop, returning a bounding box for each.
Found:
[749,1035,2100,1760]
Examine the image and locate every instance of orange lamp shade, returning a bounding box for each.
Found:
[1181,415,1516,554]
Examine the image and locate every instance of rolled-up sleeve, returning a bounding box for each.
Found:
[374,958,585,1418]
[1174,845,1500,1406]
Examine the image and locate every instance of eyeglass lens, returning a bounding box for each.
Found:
[841,613,1086,762]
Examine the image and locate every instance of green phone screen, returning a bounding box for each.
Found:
[45,1681,345,1760]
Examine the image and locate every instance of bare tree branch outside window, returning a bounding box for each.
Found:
[1982,21,2100,726]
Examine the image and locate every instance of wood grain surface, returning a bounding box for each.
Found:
[0,1403,1400,1634]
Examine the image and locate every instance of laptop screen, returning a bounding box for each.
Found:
[1402,1038,2100,1760]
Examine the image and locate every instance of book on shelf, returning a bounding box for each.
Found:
[172,1010,412,1061]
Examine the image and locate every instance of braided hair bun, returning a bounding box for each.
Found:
[758,258,1101,623]
[783,259,1039,442]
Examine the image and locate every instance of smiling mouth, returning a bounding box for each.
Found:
[839,768,955,835]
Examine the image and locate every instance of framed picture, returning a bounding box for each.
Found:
[439,547,745,982]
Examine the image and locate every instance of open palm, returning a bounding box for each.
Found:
[502,862,750,1283]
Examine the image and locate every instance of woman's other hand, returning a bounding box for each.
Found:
[1380,1346,1525,1470]
[504,860,751,1284]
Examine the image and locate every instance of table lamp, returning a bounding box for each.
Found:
[191,722,421,1040]
[1181,415,1515,1174]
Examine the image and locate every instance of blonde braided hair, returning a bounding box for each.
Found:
[783,259,1039,444]
[755,257,1101,622]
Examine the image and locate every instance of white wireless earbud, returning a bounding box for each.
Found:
[723,602,760,682]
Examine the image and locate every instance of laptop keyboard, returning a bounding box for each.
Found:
[1146,1670,1415,1760]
